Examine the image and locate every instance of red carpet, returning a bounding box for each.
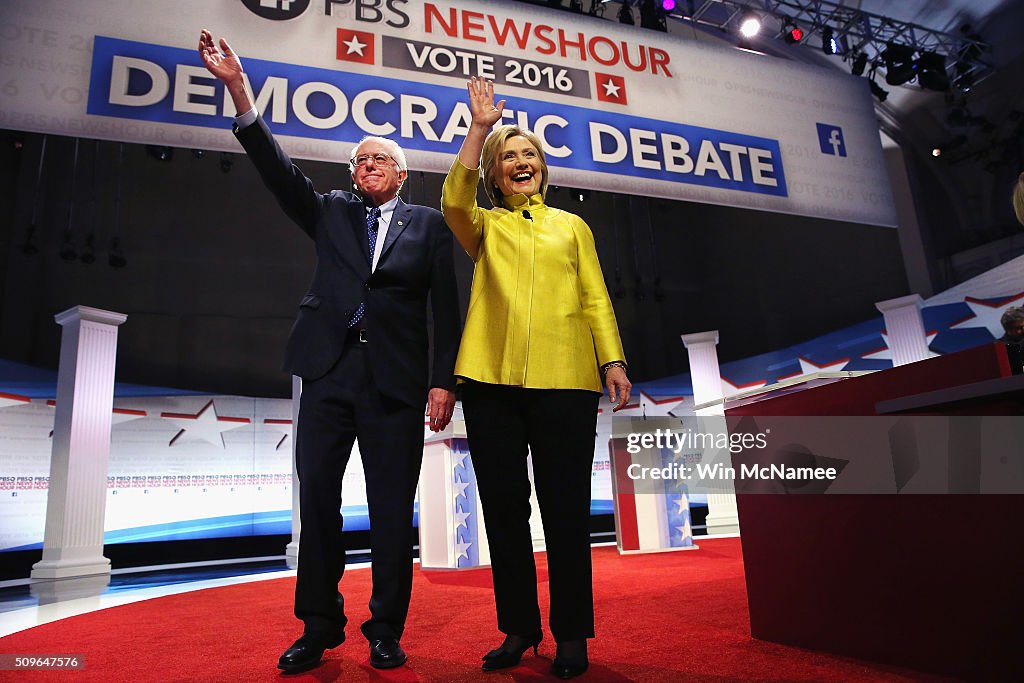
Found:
[0,538,957,682]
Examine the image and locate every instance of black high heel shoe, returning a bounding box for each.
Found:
[480,633,542,671]
[551,639,588,679]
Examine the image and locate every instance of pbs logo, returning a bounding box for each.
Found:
[240,0,311,21]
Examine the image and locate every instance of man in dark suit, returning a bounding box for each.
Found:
[199,30,461,673]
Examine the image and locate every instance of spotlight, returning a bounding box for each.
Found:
[19,224,39,256]
[618,2,634,25]
[80,234,96,264]
[822,26,839,55]
[59,232,77,262]
[782,19,803,44]
[146,145,173,162]
[108,237,127,269]
[640,0,667,30]
[869,79,889,102]
[882,43,917,85]
[220,152,233,174]
[916,51,949,91]
[738,12,761,38]
[932,135,967,159]
[662,0,676,11]
[851,52,868,76]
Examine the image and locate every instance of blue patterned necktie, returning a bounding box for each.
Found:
[348,206,381,328]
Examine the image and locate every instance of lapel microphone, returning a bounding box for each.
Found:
[523,210,533,221]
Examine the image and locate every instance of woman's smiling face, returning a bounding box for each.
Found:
[496,135,542,198]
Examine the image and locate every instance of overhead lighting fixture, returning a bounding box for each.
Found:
[782,19,803,44]
[869,79,889,102]
[851,52,868,76]
[662,0,677,10]
[822,26,839,55]
[738,12,761,39]
[618,2,634,25]
[916,51,950,91]
[882,43,917,85]
[146,145,173,162]
[640,0,667,31]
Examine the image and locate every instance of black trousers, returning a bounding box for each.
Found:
[461,381,600,642]
[293,341,424,642]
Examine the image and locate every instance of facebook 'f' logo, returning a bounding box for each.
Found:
[816,123,847,157]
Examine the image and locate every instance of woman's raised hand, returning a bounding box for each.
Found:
[467,76,505,130]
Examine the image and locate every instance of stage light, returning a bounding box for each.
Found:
[59,232,77,262]
[738,12,761,38]
[109,237,127,269]
[19,224,39,256]
[869,79,889,102]
[146,145,173,162]
[916,51,949,92]
[80,234,96,264]
[851,52,868,76]
[781,18,803,44]
[618,2,634,25]
[640,0,667,31]
[662,0,676,10]
[822,26,838,55]
[882,43,917,85]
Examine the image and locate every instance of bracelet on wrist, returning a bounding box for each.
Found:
[601,360,627,378]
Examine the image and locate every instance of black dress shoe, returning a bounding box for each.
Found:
[551,639,588,679]
[368,638,407,669]
[481,633,542,671]
[277,632,345,673]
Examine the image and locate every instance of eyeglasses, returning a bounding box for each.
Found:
[351,152,396,168]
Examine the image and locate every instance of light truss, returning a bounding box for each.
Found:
[591,0,993,93]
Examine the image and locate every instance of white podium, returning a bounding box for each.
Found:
[418,422,491,569]
[608,418,698,555]
[418,418,545,569]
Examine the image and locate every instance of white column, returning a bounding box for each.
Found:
[875,294,930,367]
[285,375,301,569]
[681,331,739,535]
[681,331,725,408]
[31,306,127,581]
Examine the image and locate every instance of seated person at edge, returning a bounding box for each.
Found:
[440,77,632,680]
[999,306,1024,375]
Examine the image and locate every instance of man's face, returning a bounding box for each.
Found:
[1004,319,1024,342]
[351,140,406,206]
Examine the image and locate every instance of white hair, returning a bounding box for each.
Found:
[348,136,408,174]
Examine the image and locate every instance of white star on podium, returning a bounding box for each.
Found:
[453,507,471,530]
[452,476,470,501]
[455,540,472,561]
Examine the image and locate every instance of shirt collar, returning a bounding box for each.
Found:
[501,192,545,212]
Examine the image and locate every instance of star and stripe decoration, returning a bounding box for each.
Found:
[450,437,480,568]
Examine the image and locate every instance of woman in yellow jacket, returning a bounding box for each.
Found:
[442,77,631,679]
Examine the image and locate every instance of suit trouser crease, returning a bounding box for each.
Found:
[462,382,599,642]
[294,343,423,641]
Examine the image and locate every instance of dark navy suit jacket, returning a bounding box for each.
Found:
[235,115,460,406]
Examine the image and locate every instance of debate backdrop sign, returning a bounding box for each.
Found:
[0,0,896,225]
